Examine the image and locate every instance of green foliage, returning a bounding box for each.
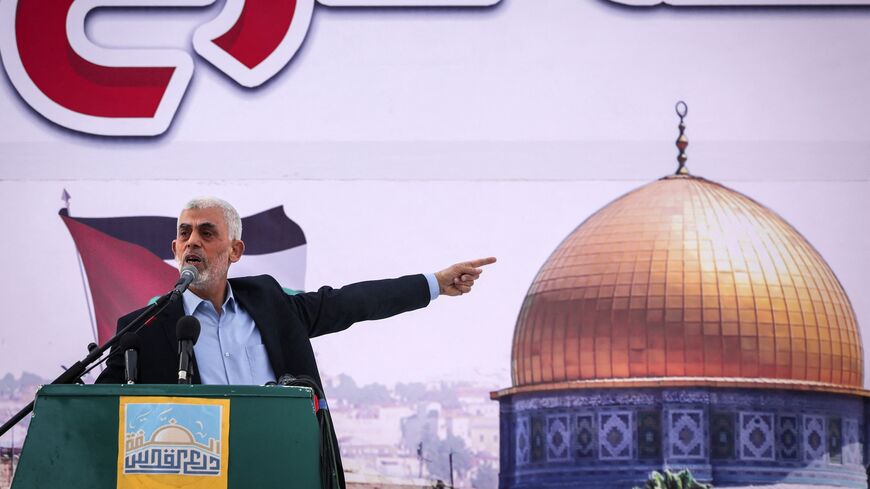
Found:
[422,432,472,481]
[399,404,472,482]
[634,469,712,489]
[328,373,393,405]
[395,381,461,409]
[395,382,429,403]
[0,371,46,395]
[400,405,439,452]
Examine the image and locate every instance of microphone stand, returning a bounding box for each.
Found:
[0,290,181,437]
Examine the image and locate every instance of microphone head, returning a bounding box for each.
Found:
[179,265,198,281]
[176,315,201,344]
[119,332,142,352]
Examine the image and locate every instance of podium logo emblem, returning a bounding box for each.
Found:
[117,396,230,489]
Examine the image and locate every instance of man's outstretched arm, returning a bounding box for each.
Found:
[290,257,497,338]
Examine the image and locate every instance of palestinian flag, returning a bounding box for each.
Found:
[60,205,306,344]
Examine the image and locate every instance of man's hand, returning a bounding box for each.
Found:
[435,257,497,296]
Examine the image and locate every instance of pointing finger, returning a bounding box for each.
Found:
[467,257,497,268]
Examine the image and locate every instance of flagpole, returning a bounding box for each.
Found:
[63,189,99,345]
[75,253,99,344]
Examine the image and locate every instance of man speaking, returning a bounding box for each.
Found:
[98,196,494,385]
[96,198,494,482]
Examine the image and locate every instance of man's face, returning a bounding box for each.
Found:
[171,207,244,289]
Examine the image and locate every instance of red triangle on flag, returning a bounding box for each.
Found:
[60,214,178,344]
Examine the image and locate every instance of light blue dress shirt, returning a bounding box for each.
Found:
[182,274,440,385]
[424,273,440,302]
[182,283,277,385]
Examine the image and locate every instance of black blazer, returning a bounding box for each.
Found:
[96,273,431,389]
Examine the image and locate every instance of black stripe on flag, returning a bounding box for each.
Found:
[59,206,305,259]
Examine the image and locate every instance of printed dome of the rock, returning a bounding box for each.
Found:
[510,174,862,393]
[152,423,196,444]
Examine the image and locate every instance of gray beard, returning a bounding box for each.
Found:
[178,251,230,291]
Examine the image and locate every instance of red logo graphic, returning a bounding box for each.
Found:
[0,0,500,136]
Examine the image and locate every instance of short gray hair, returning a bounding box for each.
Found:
[180,197,242,240]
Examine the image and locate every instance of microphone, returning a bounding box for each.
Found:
[176,316,201,384]
[120,332,141,385]
[172,266,199,296]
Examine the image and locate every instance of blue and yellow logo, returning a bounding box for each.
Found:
[118,396,230,489]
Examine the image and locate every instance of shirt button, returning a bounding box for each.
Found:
[224,352,231,357]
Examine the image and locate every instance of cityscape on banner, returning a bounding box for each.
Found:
[0,370,502,489]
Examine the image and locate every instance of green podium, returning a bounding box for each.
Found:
[11,384,321,489]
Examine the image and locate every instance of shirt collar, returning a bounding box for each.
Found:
[181,281,237,316]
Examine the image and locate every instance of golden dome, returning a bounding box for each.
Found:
[509,174,863,395]
[152,421,195,444]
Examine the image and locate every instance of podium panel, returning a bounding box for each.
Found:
[11,384,321,489]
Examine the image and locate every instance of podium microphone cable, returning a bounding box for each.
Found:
[277,374,342,489]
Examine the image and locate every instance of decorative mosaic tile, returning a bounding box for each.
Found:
[739,412,774,461]
[499,415,510,464]
[599,411,633,460]
[663,391,712,404]
[711,391,864,416]
[669,409,704,460]
[828,417,842,465]
[575,414,595,460]
[531,415,546,463]
[778,415,799,461]
[637,411,662,460]
[710,412,735,460]
[546,414,570,462]
[516,416,530,466]
[803,415,826,463]
[514,390,863,416]
[842,418,861,466]
[514,393,657,411]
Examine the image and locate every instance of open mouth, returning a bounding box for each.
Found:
[184,255,204,265]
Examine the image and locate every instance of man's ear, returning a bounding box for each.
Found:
[171,239,178,259]
[229,240,245,263]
